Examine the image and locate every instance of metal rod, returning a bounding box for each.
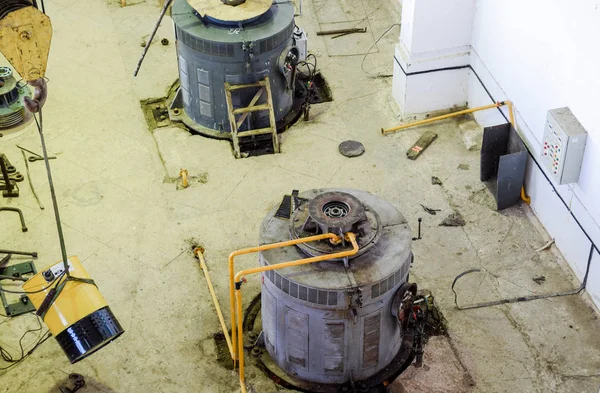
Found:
[0,249,37,258]
[194,248,234,359]
[381,102,505,135]
[133,0,174,77]
[21,150,44,210]
[35,109,69,275]
[0,207,27,232]
[16,145,42,158]
[316,27,367,36]
[0,275,27,282]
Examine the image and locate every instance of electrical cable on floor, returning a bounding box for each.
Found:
[0,315,51,372]
[361,23,400,78]
[452,244,595,310]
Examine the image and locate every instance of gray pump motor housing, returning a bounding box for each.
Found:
[259,188,413,385]
[172,0,297,135]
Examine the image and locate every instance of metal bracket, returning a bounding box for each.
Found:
[0,261,37,316]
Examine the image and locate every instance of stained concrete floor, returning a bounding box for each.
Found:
[1,0,600,392]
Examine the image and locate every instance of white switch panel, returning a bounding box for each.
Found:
[541,107,587,184]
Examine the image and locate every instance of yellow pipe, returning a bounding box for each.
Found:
[194,247,234,359]
[381,102,505,135]
[505,100,515,127]
[504,100,531,204]
[228,232,342,360]
[520,186,531,204]
[234,232,359,392]
[179,169,189,188]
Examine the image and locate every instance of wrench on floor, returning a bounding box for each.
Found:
[28,155,56,162]
[1,172,24,182]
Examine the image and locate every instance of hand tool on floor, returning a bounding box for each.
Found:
[21,149,44,209]
[316,27,367,36]
[532,276,546,285]
[28,155,55,162]
[0,206,28,232]
[420,204,441,215]
[2,172,24,182]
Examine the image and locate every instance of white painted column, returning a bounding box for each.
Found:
[392,0,476,117]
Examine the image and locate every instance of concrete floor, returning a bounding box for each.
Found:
[1,0,600,392]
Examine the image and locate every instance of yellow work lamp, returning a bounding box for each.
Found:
[22,256,123,363]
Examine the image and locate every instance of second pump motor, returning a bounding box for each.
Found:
[171,0,306,138]
[258,188,427,391]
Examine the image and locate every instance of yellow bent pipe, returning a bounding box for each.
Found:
[194,247,234,360]
[381,102,506,135]
[228,232,342,360]
[504,100,531,205]
[234,232,360,393]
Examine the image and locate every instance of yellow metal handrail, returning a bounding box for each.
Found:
[234,232,359,393]
[227,232,342,360]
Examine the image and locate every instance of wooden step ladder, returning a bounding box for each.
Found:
[224,77,279,159]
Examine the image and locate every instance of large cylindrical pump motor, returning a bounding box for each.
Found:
[171,0,300,138]
[259,189,421,389]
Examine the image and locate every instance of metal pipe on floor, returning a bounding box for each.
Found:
[381,101,506,135]
[227,232,342,360]
[233,232,359,393]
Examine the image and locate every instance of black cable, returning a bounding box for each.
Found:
[0,331,51,371]
[361,24,400,78]
[0,271,65,294]
[0,315,51,372]
[452,245,595,310]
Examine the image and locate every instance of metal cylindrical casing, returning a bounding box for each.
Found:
[0,66,30,128]
[259,189,413,385]
[172,0,296,135]
[23,256,123,363]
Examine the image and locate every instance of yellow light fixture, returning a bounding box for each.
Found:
[22,256,123,363]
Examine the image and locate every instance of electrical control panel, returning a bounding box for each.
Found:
[541,107,587,184]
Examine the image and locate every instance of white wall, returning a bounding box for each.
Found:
[392,0,475,116]
[468,0,600,306]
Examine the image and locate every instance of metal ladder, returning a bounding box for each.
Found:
[224,77,279,159]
